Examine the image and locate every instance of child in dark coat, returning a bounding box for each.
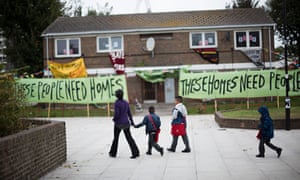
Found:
[135,106,164,156]
[256,106,282,158]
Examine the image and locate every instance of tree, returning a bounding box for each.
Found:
[266,0,300,64]
[226,0,260,8]
[86,2,113,16]
[87,9,98,16]
[0,0,64,75]
[64,0,113,17]
[0,73,26,137]
[63,0,82,17]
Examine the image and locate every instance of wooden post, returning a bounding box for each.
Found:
[107,103,110,117]
[87,104,90,117]
[62,103,65,117]
[247,98,250,109]
[277,96,280,108]
[214,99,218,112]
[47,103,51,118]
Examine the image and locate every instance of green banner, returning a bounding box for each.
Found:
[179,69,300,99]
[136,70,179,83]
[17,75,128,104]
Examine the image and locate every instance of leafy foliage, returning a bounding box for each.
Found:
[266,0,300,62]
[0,74,27,137]
[64,0,113,17]
[0,0,64,75]
[226,0,261,8]
[63,0,82,17]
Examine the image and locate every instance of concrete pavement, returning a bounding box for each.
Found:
[41,115,300,180]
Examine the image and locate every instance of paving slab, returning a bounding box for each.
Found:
[41,115,300,180]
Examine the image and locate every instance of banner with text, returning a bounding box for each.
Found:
[48,58,87,78]
[17,75,128,104]
[109,51,125,74]
[179,69,300,99]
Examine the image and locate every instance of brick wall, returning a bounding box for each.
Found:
[43,27,274,68]
[124,32,205,67]
[0,119,66,179]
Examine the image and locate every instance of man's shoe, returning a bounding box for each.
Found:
[167,148,175,152]
[159,148,164,156]
[146,151,152,155]
[182,149,191,153]
[109,152,116,158]
[256,154,264,158]
[277,148,282,158]
[130,154,139,159]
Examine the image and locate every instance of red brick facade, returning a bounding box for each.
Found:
[42,9,275,103]
[43,29,274,103]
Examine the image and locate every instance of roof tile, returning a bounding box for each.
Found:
[42,8,274,35]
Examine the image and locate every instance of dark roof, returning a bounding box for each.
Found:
[42,8,275,36]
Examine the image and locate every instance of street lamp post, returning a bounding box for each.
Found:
[284,0,290,130]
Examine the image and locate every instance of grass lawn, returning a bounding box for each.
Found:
[24,96,300,118]
[25,105,111,117]
[188,96,300,120]
[220,106,300,120]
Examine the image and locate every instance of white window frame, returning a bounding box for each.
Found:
[55,38,81,58]
[96,35,124,53]
[189,31,218,48]
[234,30,262,50]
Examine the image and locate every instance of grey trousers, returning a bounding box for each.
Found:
[170,134,190,151]
[148,132,162,153]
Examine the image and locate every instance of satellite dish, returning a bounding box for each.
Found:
[146,37,155,51]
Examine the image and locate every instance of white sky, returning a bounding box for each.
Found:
[72,0,267,15]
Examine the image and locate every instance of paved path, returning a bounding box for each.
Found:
[41,115,300,180]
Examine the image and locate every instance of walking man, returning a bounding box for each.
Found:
[167,96,191,153]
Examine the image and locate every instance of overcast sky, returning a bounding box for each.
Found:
[65,0,267,15]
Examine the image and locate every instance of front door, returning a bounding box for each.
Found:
[164,78,175,103]
[143,81,156,103]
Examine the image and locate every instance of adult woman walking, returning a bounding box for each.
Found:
[109,89,140,159]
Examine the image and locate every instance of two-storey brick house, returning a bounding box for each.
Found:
[42,8,275,103]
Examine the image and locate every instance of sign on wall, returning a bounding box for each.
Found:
[109,51,125,74]
[194,48,219,64]
[179,69,300,99]
[17,75,128,104]
[47,58,87,78]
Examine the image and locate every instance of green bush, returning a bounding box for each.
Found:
[0,76,27,137]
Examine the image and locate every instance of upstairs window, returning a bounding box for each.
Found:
[235,30,261,49]
[190,32,217,48]
[97,35,123,53]
[55,38,81,57]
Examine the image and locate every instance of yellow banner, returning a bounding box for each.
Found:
[48,58,87,78]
